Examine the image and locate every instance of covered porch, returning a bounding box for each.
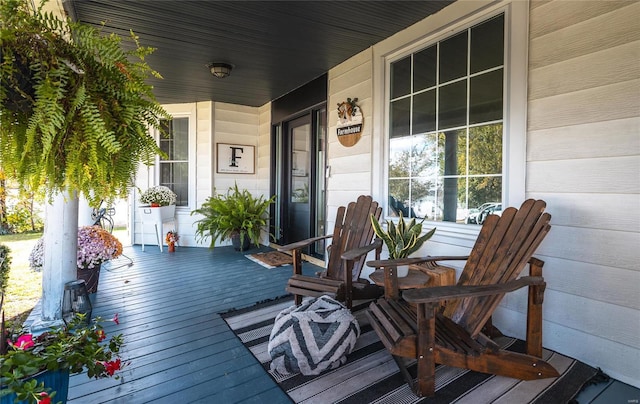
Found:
[64,246,637,403]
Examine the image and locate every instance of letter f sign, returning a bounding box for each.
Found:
[229,146,244,167]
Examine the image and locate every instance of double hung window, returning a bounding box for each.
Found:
[159,117,189,206]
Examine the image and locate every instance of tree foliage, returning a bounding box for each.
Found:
[0,0,169,205]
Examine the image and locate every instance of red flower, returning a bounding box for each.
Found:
[37,392,51,404]
[96,330,106,342]
[112,313,119,325]
[8,334,34,350]
[103,358,122,376]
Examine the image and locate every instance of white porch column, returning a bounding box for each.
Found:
[78,195,94,226]
[30,191,79,331]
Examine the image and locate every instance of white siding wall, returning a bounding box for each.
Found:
[517,0,640,387]
[133,101,269,248]
[327,49,374,235]
[323,0,640,387]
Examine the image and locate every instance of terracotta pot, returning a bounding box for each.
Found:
[150,202,160,207]
[168,243,175,253]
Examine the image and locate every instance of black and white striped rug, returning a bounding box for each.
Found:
[222,297,602,404]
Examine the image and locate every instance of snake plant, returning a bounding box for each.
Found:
[370,212,436,259]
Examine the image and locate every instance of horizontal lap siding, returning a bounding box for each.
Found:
[327,49,374,230]
[525,0,640,388]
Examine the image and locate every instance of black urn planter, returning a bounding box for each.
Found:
[231,232,251,251]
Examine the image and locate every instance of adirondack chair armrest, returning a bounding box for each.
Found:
[366,255,470,268]
[341,238,383,261]
[403,276,545,304]
[278,234,334,252]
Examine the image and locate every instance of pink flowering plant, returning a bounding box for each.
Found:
[29,226,123,271]
[0,313,125,404]
[76,226,123,269]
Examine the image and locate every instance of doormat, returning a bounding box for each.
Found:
[223,297,608,404]
[246,251,293,268]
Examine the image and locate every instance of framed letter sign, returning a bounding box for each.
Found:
[216,143,255,174]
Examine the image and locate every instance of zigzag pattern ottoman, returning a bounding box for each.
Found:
[268,295,360,376]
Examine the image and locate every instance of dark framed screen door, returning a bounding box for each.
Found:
[275,108,326,257]
[288,114,312,244]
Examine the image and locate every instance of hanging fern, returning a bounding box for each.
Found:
[0,0,169,205]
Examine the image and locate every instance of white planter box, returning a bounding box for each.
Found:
[138,205,176,251]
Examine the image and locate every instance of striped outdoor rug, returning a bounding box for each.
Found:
[222,297,601,404]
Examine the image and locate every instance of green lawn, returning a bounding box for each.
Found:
[0,232,43,326]
[1,229,129,327]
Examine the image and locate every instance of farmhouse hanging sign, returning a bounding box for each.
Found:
[336,97,363,147]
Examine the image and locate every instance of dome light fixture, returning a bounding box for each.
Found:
[208,62,233,79]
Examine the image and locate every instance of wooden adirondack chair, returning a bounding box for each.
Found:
[279,195,383,309]
[366,199,559,397]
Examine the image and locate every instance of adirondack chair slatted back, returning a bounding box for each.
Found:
[326,195,382,283]
[445,199,551,337]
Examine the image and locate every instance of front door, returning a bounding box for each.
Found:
[274,108,326,257]
[288,114,312,244]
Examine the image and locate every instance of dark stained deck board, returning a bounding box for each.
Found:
[67,245,317,403]
[65,245,640,403]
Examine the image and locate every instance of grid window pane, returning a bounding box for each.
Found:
[413,90,436,134]
[469,124,502,175]
[439,31,468,83]
[390,98,411,138]
[389,136,411,178]
[439,81,467,130]
[470,15,504,74]
[387,13,504,224]
[391,56,411,99]
[470,69,503,124]
[414,46,437,91]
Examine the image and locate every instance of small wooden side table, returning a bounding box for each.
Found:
[369,262,456,300]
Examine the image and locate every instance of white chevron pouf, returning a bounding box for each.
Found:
[268,295,360,376]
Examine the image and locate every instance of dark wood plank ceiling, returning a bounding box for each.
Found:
[64,1,453,107]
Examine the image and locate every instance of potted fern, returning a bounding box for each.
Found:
[192,183,276,251]
[370,212,436,277]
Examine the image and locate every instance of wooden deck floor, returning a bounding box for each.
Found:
[67,245,316,403]
[66,245,639,404]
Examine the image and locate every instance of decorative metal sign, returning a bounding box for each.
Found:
[336,97,363,147]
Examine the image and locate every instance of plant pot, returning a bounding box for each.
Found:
[168,243,175,253]
[396,265,410,278]
[0,368,70,404]
[77,264,101,293]
[231,233,251,251]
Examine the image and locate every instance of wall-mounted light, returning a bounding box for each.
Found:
[208,62,233,79]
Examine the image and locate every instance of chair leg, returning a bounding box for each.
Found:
[527,258,545,357]
[415,303,436,397]
[294,294,302,306]
[391,355,416,392]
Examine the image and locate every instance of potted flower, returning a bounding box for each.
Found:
[139,186,177,207]
[370,212,436,277]
[191,183,276,251]
[139,186,177,228]
[29,226,123,293]
[0,313,125,404]
[165,231,179,253]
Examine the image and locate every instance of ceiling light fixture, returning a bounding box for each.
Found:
[208,62,233,79]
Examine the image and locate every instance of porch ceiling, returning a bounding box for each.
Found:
[63,1,453,107]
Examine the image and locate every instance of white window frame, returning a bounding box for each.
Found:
[156,103,197,211]
[372,0,528,243]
